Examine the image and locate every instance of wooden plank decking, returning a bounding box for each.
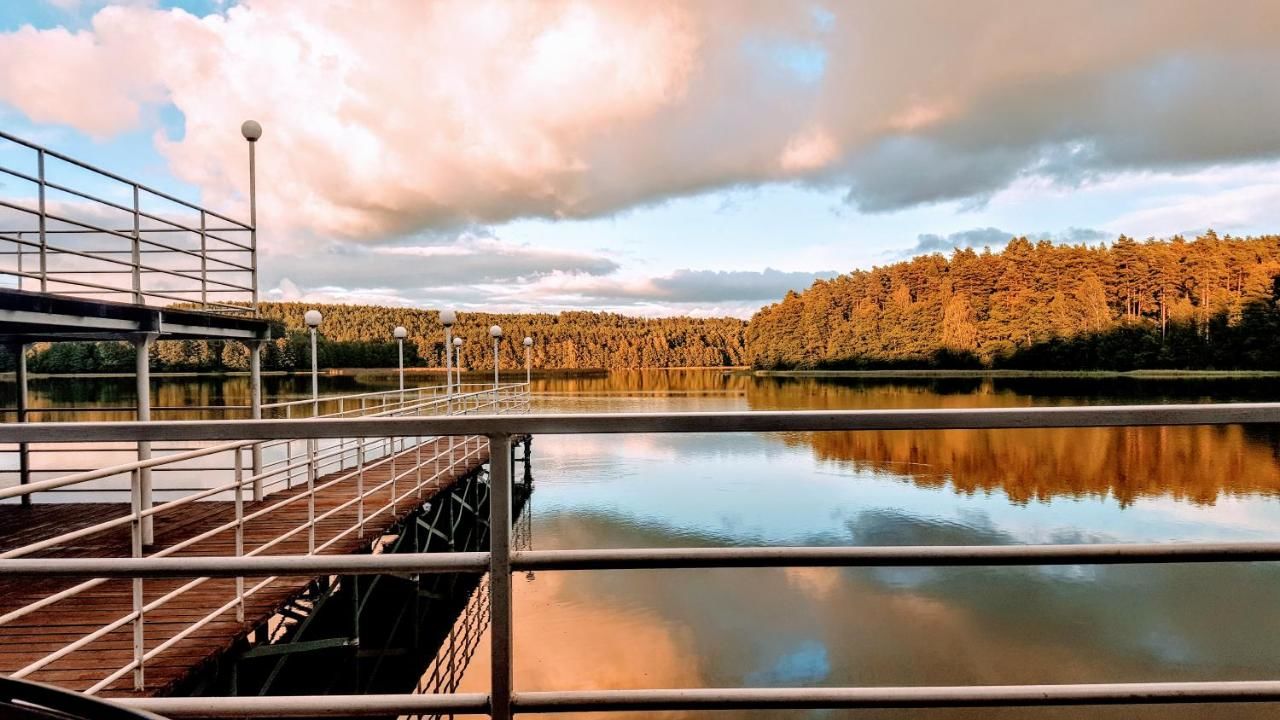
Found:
[0,434,494,698]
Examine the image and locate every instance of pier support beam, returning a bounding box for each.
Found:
[11,343,29,507]
[135,333,157,545]
[249,339,264,499]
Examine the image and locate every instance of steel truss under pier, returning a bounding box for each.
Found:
[180,454,533,707]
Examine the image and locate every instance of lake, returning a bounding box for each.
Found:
[7,369,1280,718]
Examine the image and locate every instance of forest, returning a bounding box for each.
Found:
[9,231,1280,374]
[748,231,1280,370]
[6,304,749,373]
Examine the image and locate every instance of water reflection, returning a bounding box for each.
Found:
[463,511,1280,719]
[5,369,1280,718]
[746,376,1280,505]
[454,371,1280,719]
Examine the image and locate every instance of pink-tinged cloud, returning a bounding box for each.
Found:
[2,0,1280,251]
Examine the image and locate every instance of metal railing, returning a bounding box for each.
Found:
[0,382,531,696]
[0,382,525,499]
[0,130,256,313]
[2,403,1280,716]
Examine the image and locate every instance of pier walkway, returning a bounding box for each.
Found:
[0,383,528,698]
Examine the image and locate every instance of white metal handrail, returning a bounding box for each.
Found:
[2,403,1279,717]
[0,382,531,695]
[0,383,528,499]
[0,128,257,311]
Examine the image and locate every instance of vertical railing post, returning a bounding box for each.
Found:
[131,184,142,304]
[338,397,346,469]
[307,435,316,554]
[234,447,245,623]
[356,436,365,539]
[390,446,398,515]
[36,149,47,293]
[488,433,514,720]
[13,342,29,507]
[415,427,423,498]
[130,467,145,690]
[285,404,294,489]
[199,209,208,309]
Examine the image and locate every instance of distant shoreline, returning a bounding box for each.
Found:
[751,369,1280,379]
[0,367,739,380]
[2,366,1274,380]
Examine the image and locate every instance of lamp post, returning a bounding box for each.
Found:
[523,336,533,386]
[453,336,464,391]
[240,120,261,313]
[303,309,322,554]
[440,309,456,402]
[304,310,322,416]
[240,120,264,491]
[393,326,407,404]
[490,325,503,408]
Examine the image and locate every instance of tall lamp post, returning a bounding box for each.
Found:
[490,325,503,408]
[440,309,456,403]
[453,336,464,392]
[523,336,533,385]
[240,120,261,313]
[439,311,458,461]
[241,120,264,495]
[393,325,407,404]
[304,310,323,416]
[303,309,322,554]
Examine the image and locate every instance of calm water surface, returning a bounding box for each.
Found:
[9,370,1280,718]
[481,371,1280,720]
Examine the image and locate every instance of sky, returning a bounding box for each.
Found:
[2,1,1280,318]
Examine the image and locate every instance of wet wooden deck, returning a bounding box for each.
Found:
[0,435,493,697]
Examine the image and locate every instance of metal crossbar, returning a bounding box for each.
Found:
[1,402,1279,717]
[0,129,257,312]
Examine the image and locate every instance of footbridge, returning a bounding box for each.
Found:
[0,382,530,697]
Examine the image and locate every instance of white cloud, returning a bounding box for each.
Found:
[1104,164,1280,238]
[261,255,830,318]
[261,232,618,296]
[6,1,1280,318]
[2,0,1277,249]
[899,226,1110,257]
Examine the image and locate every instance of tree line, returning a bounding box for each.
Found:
[9,231,1280,374]
[749,231,1280,370]
[3,304,749,373]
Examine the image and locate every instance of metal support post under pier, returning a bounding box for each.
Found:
[11,342,29,507]
[135,333,156,545]
[249,339,264,499]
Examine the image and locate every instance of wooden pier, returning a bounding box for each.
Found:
[0,435,496,697]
